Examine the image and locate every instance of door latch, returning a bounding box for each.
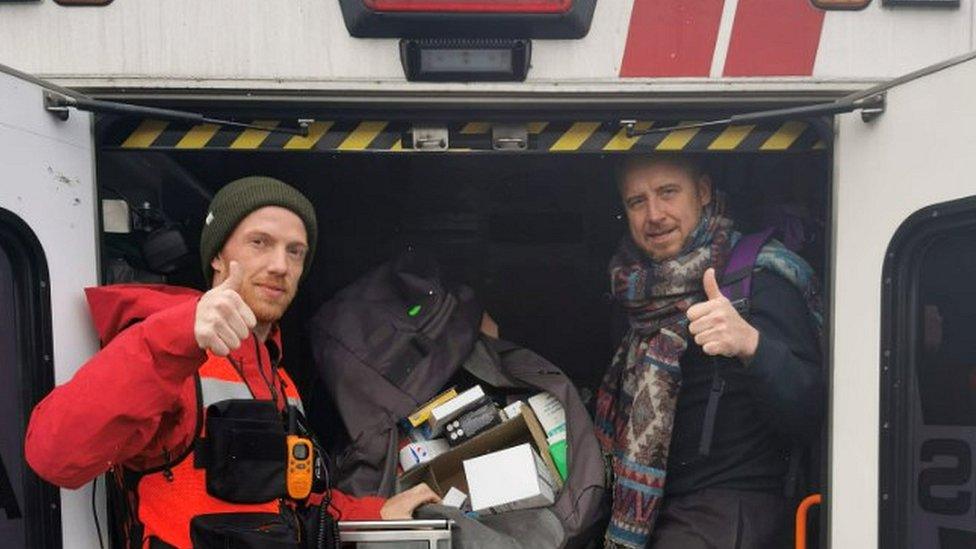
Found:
[411,125,449,151]
[492,124,528,151]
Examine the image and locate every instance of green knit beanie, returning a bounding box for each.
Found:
[200,176,317,283]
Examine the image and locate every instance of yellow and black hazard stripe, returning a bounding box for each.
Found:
[531,120,825,152]
[109,119,405,151]
[104,118,826,153]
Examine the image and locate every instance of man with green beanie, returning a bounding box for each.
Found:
[25,176,439,548]
[196,175,319,349]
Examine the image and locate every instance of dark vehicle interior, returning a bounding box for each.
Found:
[96,149,828,398]
[94,114,830,545]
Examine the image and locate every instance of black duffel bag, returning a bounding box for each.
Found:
[309,248,608,548]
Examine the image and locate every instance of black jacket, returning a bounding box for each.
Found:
[664,269,823,496]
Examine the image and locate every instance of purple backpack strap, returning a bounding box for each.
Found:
[697,227,776,461]
[719,227,777,305]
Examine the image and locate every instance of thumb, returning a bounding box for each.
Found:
[220,260,244,291]
[703,267,723,300]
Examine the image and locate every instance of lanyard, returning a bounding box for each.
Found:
[228,336,289,412]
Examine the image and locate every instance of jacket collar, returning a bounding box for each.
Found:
[86,283,285,366]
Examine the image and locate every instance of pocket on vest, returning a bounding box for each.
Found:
[195,399,287,503]
[190,512,301,549]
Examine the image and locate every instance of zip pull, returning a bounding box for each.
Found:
[278,499,302,542]
[697,361,726,460]
[161,448,175,482]
[729,297,750,317]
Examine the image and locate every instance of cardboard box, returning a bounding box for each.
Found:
[427,385,486,434]
[527,392,570,481]
[445,402,501,446]
[463,443,556,514]
[397,406,563,497]
[442,487,468,509]
[407,387,458,427]
[527,392,566,439]
[398,439,450,472]
[501,400,524,421]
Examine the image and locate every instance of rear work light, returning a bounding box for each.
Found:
[364,0,572,13]
[400,39,531,82]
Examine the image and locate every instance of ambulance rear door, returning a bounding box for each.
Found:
[831,52,976,549]
[0,65,101,549]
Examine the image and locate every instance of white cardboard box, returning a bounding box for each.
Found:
[501,400,524,421]
[428,385,486,434]
[527,392,566,439]
[463,443,556,514]
[442,487,468,509]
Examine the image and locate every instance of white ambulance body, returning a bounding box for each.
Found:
[0,0,971,93]
[1,1,975,548]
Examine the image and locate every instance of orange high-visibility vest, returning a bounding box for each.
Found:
[126,353,304,548]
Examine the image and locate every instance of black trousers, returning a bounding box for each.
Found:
[648,488,790,549]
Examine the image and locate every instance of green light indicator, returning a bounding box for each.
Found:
[408,305,422,317]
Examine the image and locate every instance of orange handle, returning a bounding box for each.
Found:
[795,493,822,549]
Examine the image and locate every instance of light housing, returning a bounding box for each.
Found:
[882,0,958,5]
[364,0,572,13]
[810,0,870,8]
[340,0,595,38]
[400,39,531,82]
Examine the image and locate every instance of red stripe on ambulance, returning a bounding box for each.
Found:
[722,0,825,77]
[620,0,725,78]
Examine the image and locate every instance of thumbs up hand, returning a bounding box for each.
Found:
[194,261,258,356]
[686,268,760,361]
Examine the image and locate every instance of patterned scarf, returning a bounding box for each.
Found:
[595,194,821,548]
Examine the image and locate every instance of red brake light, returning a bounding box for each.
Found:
[363,0,572,14]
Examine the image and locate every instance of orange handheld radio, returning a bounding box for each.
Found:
[286,406,313,500]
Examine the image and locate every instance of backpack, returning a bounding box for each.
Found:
[308,247,608,548]
[704,228,820,501]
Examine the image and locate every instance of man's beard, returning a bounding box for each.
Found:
[250,300,288,324]
[241,284,294,324]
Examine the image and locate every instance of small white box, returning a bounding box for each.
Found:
[463,443,556,514]
[527,392,566,439]
[442,487,468,509]
[501,401,524,421]
[398,439,450,472]
[428,385,485,434]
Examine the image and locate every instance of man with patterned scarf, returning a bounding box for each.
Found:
[596,156,823,548]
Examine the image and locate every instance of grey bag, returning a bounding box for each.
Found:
[309,249,607,548]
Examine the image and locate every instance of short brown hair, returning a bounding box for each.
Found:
[616,154,705,194]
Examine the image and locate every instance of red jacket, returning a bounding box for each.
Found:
[24,284,383,519]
